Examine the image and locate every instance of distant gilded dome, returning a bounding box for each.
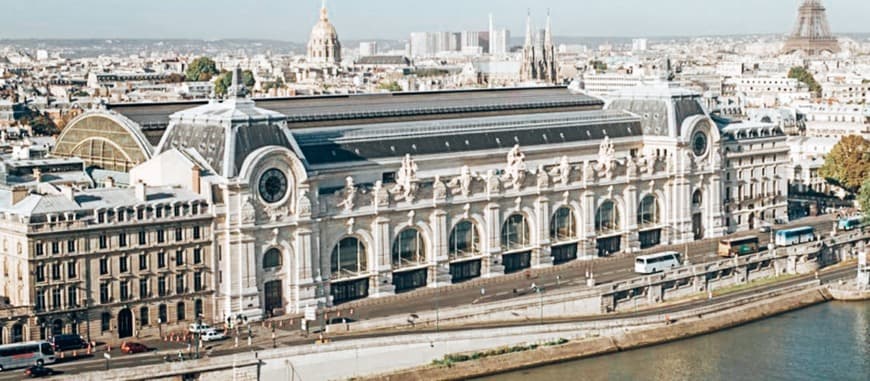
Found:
[307,5,342,65]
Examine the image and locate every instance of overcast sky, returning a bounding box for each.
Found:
[1,0,867,41]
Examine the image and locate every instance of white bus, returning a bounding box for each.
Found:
[774,226,815,247]
[634,251,682,274]
[0,341,56,371]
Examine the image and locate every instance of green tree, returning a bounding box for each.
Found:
[788,66,821,98]
[25,114,60,136]
[377,81,402,92]
[214,70,255,96]
[858,179,870,211]
[261,77,285,91]
[819,135,870,193]
[185,57,219,82]
[590,60,607,71]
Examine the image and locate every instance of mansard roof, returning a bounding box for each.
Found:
[106,86,603,133]
[293,109,642,166]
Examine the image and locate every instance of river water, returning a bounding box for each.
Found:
[478,302,869,381]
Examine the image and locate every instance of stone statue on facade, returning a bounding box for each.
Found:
[582,160,594,183]
[336,176,357,212]
[372,180,390,208]
[626,156,638,178]
[484,169,501,198]
[640,154,656,174]
[549,156,572,186]
[432,175,447,202]
[536,164,550,191]
[391,154,418,202]
[595,136,615,179]
[503,144,527,191]
[241,196,256,224]
[448,165,473,197]
[296,188,312,217]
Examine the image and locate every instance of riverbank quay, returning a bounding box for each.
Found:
[363,286,836,381]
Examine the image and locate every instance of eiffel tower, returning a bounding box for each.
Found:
[782,0,839,55]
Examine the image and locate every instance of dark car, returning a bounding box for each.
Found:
[24,365,54,378]
[121,342,149,354]
[49,334,87,352]
[327,317,356,325]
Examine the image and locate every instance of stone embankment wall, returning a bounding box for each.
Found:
[51,353,261,381]
[366,287,832,381]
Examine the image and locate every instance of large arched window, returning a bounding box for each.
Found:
[502,214,531,250]
[448,221,480,258]
[595,201,620,233]
[331,237,367,277]
[550,207,576,242]
[692,190,703,208]
[392,228,425,268]
[263,248,282,269]
[176,302,186,321]
[638,195,659,226]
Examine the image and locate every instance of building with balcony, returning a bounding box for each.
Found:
[720,121,790,231]
[0,183,213,343]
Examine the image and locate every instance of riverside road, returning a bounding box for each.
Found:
[0,215,842,379]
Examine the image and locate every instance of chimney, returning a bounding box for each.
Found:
[60,185,75,201]
[135,181,147,202]
[191,167,201,194]
[103,176,115,188]
[11,186,27,205]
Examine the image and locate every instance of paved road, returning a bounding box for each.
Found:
[0,215,840,379]
[331,215,837,322]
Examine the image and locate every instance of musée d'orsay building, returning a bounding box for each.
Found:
[0,71,790,342]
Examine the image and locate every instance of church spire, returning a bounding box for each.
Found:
[545,9,553,45]
[524,10,533,46]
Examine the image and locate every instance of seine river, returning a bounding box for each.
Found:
[479,302,869,381]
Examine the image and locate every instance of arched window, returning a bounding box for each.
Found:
[11,323,23,343]
[331,237,367,277]
[263,249,282,269]
[194,299,203,319]
[595,201,620,233]
[176,302,186,321]
[692,190,703,207]
[638,195,659,226]
[448,221,480,258]
[158,304,167,323]
[502,214,531,250]
[392,228,425,268]
[140,306,149,326]
[550,207,576,242]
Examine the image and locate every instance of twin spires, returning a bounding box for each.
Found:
[520,10,558,84]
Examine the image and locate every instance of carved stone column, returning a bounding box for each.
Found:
[534,197,554,268]
[370,217,395,296]
[429,210,451,286]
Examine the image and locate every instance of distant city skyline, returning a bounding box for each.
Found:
[2,0,869,42]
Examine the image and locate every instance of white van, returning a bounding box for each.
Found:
[634,251,681,274]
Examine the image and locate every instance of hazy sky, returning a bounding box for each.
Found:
[1,0,868,41]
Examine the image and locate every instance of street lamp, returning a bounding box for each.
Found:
[195,314,202,359]
[534,286,544,325]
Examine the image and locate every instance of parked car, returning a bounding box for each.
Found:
[188,323,212,334]
[759,226,772,233]
[327,317,356,325]
[49,334,87,352]
[120,342,149,354]
[201,330,226,342]
[24,365,55,378]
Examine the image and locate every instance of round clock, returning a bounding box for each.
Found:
[692,131,708,157]
[258,168,289,204]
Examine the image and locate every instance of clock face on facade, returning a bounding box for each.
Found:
[692,131,708,157]
[258,168,289,204]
